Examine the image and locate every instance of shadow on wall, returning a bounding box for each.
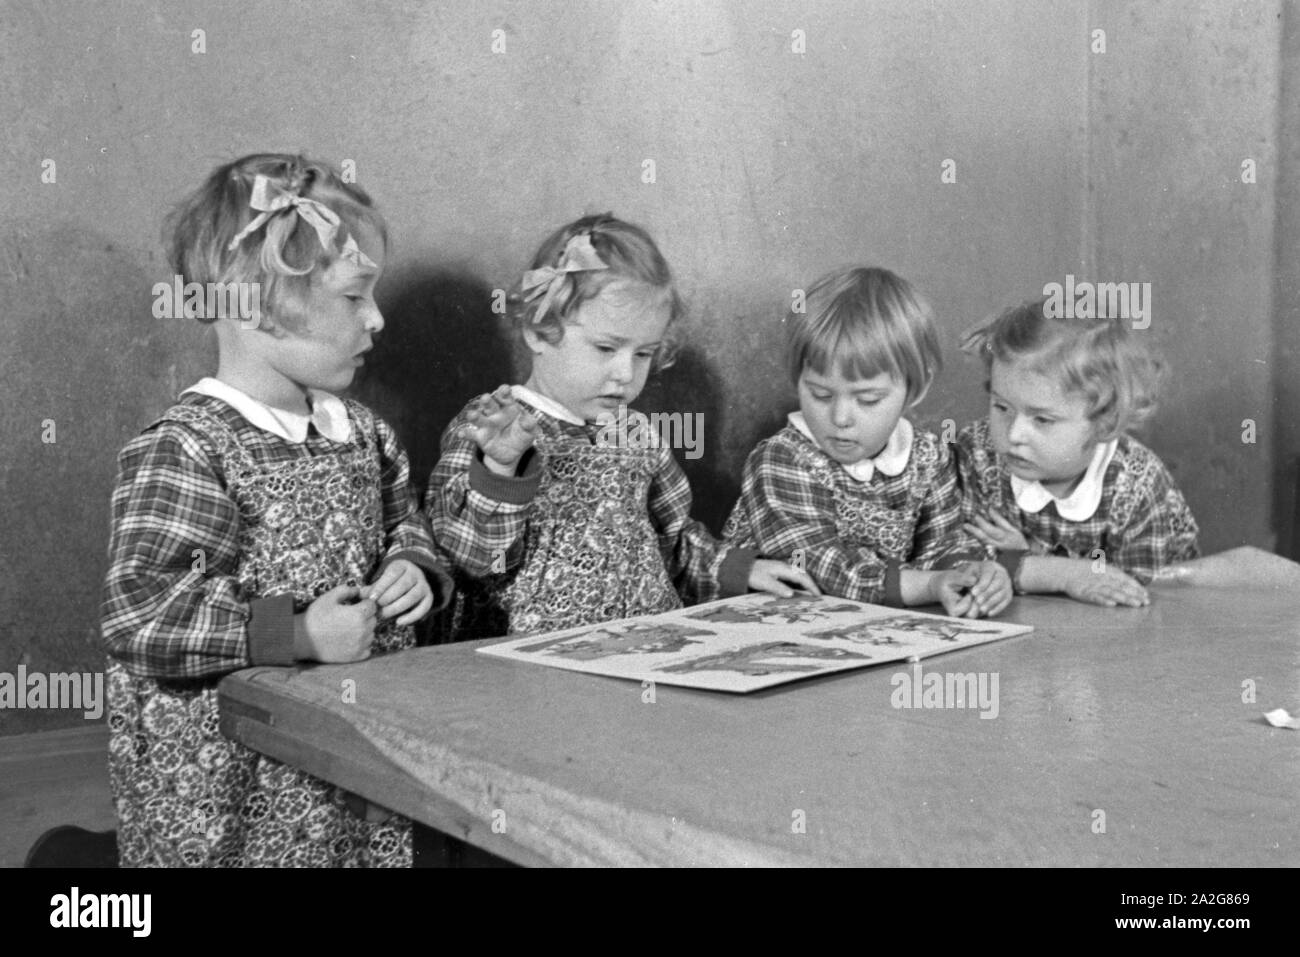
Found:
[636,347,738,536]
[351,266,514,498]
[0,221,212,734]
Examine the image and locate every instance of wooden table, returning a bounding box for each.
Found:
[218,547,1300,866]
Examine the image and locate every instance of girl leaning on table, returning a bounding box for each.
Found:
[954,297,1200,607]
[101,153,451,867]
[424,213,818,641]
[721,266,1012,619]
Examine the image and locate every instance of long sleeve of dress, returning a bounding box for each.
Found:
[646,445,753,603]
[101,423,272,679]
[725,439,903,604]
[423,411,541,580]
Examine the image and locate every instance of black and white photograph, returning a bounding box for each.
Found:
[0,0,1292,926]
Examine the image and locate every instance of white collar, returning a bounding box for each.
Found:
[788,412,913,483]
[1009,438,1118,520]
[510,384,586,425]
[182,377,352,444]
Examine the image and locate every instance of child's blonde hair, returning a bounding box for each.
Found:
[961,298,1165,438]
[785,266,940,406]
[507,213,682,370]
[165,153,386,331]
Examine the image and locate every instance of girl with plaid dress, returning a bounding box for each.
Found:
[722,267,1012,618]
[424,214,816,641]
[955,298,1199,607]
[101,154,451,866]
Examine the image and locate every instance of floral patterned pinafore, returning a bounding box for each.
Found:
[499,427,681,635]
[106,403,413,867]
[802,442,923,562]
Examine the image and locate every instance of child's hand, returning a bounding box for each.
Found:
[366,559,434,626]
[460,385,539,475]
[748,560,822,598]
[965,560,1012,617]
[932,566,980,618]
[1063,563,1150,608]
[294,585,376,663]
[963,509,1029,551]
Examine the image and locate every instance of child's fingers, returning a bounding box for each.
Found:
[945,591,974,618]
[373,576,416,613]
[353,597,378,624]
[1105,573,1149,605]
[366,561,416,605]
[378,583,422,619]
[987,509,1018,531]
[981,580,1011,615]
[321,584,362,605]
[395,591,434,627]
[778,566,821,595]
[366,564,406,600]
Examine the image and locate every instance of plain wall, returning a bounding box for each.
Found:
[0,0,1284,734]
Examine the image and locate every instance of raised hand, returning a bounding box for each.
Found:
[459,385,540,475]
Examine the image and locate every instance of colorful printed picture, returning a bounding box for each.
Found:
[478,592,1035,693]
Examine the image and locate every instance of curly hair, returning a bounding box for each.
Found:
[164,153,386,330]
[506,213,683,370]
[961,297,1165,438]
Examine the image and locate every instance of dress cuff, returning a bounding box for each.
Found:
[997,549,1028,592]
[380,550,456,611]
[468,448,541,505]
[717,547,758,598]
[882,562,904,607]
[247,595,297,666]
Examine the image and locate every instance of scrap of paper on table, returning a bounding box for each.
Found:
[1264,708,1300,730]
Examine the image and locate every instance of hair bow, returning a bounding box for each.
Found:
[226,174,375,268]
[520,233,608,323]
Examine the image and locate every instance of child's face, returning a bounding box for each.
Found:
[796,365,909,465]
[268,224,386,395]
[988,357,1098,491]
[524,281,671,422]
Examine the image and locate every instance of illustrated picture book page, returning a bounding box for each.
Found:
[477,593,1034,693]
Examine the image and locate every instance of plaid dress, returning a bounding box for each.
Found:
[953,418,1200,584]
[424,393,749,641]
[101,392,448,867]
[721,419,981,604]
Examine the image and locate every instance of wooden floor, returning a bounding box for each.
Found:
[0,725,115,868]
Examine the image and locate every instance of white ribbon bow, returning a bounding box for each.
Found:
[520,233,608,323]
[226,174,375,267]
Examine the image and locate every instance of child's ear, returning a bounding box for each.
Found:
[521,324,548,355]
[243,311,288,338]
[907,379,932,409]
[1089,413,1121,444]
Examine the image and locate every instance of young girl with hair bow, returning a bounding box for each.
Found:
[425,213,817,640]
[101,153,451,866]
